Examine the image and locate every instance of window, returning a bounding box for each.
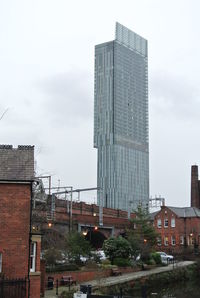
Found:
[0,253,2,273]
[171,218,175,228]
[157,219,161,228]
[180,235,184,245]
[30,242,37,272]
[164,236,169,246]
[171,236,176,246]
[164,218,168,228]
[157,237,162,246]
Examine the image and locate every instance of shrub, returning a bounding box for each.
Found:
[46,263,79,272]
[84,260,99,269]
[101,259,111,266]
[151,252,162,265]
[59,289,76,298]
[103,236,131,264]
[113,258,131,267]
[146,258,156,265]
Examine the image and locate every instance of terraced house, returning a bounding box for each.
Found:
[0,145,41,298]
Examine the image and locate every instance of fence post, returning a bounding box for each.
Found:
[1,275,4,297]
[56,279,58,296]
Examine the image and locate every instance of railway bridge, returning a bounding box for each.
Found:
[32,197,135,248]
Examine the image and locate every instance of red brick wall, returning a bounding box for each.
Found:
[191,165,200,208]
[45,267,137,288]
[154,206,200,253]
[33,199,135,239]
[30,275,41,298]
[40,260,46,297]
[0,183,31,278]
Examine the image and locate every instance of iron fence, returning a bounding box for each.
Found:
[0,276,27,298]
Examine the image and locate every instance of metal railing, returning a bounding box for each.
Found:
[0,276,27,298]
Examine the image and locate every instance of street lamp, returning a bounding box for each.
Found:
[82,230,87,236]
[48,222,52,228]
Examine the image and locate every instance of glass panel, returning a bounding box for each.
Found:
[30,242,36,272]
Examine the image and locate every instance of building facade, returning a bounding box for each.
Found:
[152,206,200,253]
[94,23,149,211]
[0,145,41,298]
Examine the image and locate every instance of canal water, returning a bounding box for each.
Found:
[129,279,200,297]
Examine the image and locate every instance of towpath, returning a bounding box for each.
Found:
[45,261,195,298]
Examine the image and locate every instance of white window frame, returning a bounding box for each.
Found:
[171,236,176,246]
[171,218,175,228]
[30,242,37,272]
[157,219,161,228]
[164,236,169,246]
[180,235,184,245]
[157,237,162,246]
[0,253,2,273]
[164,218,168,228]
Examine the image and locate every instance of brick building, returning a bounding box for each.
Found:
[152,205,200,253]
[0,145,41,298]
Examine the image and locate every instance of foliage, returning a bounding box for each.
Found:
[101,259,111,266]
[103,236,131,264]
[59,289,76,298]
[127,206,158,262]
[146,258,156,265]
[90,251,101,263]
[46,263,79,272]
[113,257,131,267]
[65,231,92,264]
[84,260,99,269]
[44,248,63,267]
[151,252,162,265]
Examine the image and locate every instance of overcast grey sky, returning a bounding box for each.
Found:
[0,0,200,207]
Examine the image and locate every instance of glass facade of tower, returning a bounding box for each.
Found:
[94,23,149,211]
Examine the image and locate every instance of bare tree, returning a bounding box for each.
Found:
[0,108,9,121]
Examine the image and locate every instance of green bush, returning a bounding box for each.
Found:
[46,263,79,272]
[84,260,99,269]
[146,258,156,265]
[113,258,131,267]
[101,264,114,269]
[59,289,76,298]
[151,252,162,265]
[101,259,111,266]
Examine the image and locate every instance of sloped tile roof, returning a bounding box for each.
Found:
[167,206,200,218]
[0,145,34,181]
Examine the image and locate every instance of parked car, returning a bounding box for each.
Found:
[157,252,174,263]
[80,255,88,263]
[92,250,107,261]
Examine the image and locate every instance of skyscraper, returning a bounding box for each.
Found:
[94,23,149,212]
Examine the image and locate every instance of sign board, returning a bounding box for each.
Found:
[74,292,87,298]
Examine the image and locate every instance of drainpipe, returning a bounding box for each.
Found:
[184,210,187,248]
[28,181,34,298]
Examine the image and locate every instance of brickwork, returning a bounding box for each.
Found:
[45,267,137,288]
[153,206,200,253]
[0,144,41,298]
[40,260,46,297]
[191,165,200,208]
[0,183,31,278]
[30,274,41,298]
[33,198,135,243]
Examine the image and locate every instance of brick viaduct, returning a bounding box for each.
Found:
[32,197,135,248]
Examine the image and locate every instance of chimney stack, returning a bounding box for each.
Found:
[191,165,200,208]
